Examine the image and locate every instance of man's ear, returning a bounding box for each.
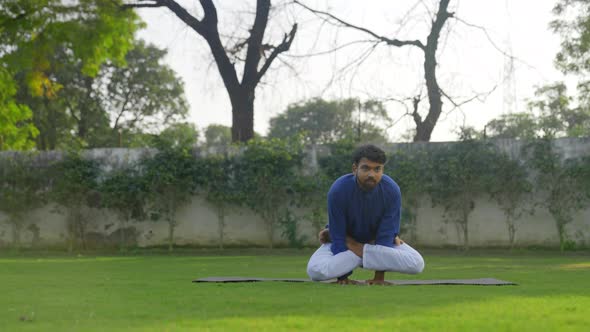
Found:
[352,163,357,173]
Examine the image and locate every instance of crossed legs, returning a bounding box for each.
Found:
[307,242,425,281]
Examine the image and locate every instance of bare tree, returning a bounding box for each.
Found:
[295,0,454,142]
[123,0,297,142]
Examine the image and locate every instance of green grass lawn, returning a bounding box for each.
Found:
[1,248,589,331]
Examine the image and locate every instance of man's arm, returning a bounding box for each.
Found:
[374,183,401,247]
[327,190,348,255]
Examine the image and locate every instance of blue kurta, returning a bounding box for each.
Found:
[327,173,401,255]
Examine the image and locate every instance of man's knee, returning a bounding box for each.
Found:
[408,254,425,274]
[307,262,332,281]
[307,259,355,281]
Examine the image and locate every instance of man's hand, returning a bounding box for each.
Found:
[395,236,404,246]
[346,236,364,258]
[318,229,330,244]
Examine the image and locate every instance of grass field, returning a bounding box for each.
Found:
[1,248,590,331]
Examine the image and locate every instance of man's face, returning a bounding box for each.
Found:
[352,157,384,191]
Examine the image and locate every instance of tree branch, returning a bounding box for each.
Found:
[293,0,425,49]
[242,0,271,87]
[439,85,498,113]
[284,39,375,58]
[113,89,134,132]
[121,0,164,9]
[256,23,298,85]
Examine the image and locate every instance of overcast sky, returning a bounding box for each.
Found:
[135,0,565,142]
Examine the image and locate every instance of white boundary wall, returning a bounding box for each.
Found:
[1,138,589,249]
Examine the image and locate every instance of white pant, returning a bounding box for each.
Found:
[306,242,425,281]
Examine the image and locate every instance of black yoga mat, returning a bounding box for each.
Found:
[193,277,516,286]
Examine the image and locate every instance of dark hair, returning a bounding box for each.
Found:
[352,144,387,165]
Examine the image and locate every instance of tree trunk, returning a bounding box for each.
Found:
[79,219,87,250]
[67,213,74,253]
[218,204,225,250]
[168,222,174,252]
[413,0,452,142]
[414,43,443,142]
[230,89,255,142]
[11,220,21,250]
[42,97,58,150]
[462,208,470,250]
[119,219,127,251]
[267,212,275,249]
[123,0,297,143]
[507,215,516,249]
[557,221,566,251]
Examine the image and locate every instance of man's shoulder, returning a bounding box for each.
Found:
[380,174,401,194]
[328,174,355,196]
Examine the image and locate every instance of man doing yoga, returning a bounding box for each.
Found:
[307,144,424,284]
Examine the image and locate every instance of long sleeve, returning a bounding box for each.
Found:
[328,189,348,255]
[375,183,401,247]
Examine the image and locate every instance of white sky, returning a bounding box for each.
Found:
[136,0,565,142]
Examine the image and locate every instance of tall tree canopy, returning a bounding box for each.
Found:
[511,0,590,139]
[268,98,391,144]
[13,39,189,149]
[0,0,143,150]
[552,0,590,75]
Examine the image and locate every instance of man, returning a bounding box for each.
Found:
[307,144,424,284]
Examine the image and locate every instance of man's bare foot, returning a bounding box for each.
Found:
[366,271,388,285]
[346,236,364,257]
[334,278,361,285]
[365,279,390,285]
[395,236,405,246]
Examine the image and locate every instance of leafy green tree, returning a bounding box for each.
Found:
[99,166,147,250]
[528,83,590,138]
[268,98,390,144]
[523,139,589,250]
[429,141,498,250]
[235,137,305,248]
[141,148,198,251]
[204,124,232,152]
[269,98,354,145]
[49,152,102,251]
[152,123,199,152]
[522,1,590,140]
[0,0,142,147]
[13,40,189,149]
[318,139,357,180]
[551,0,590,74]
[0,153,47,248]
[484,113,538,139]
[0,69,39,150]
[101,40,189,141]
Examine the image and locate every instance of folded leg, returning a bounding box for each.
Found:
[362,243,425,274]
[307,244,362,281]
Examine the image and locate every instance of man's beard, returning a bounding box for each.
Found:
[359,178,377,190]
